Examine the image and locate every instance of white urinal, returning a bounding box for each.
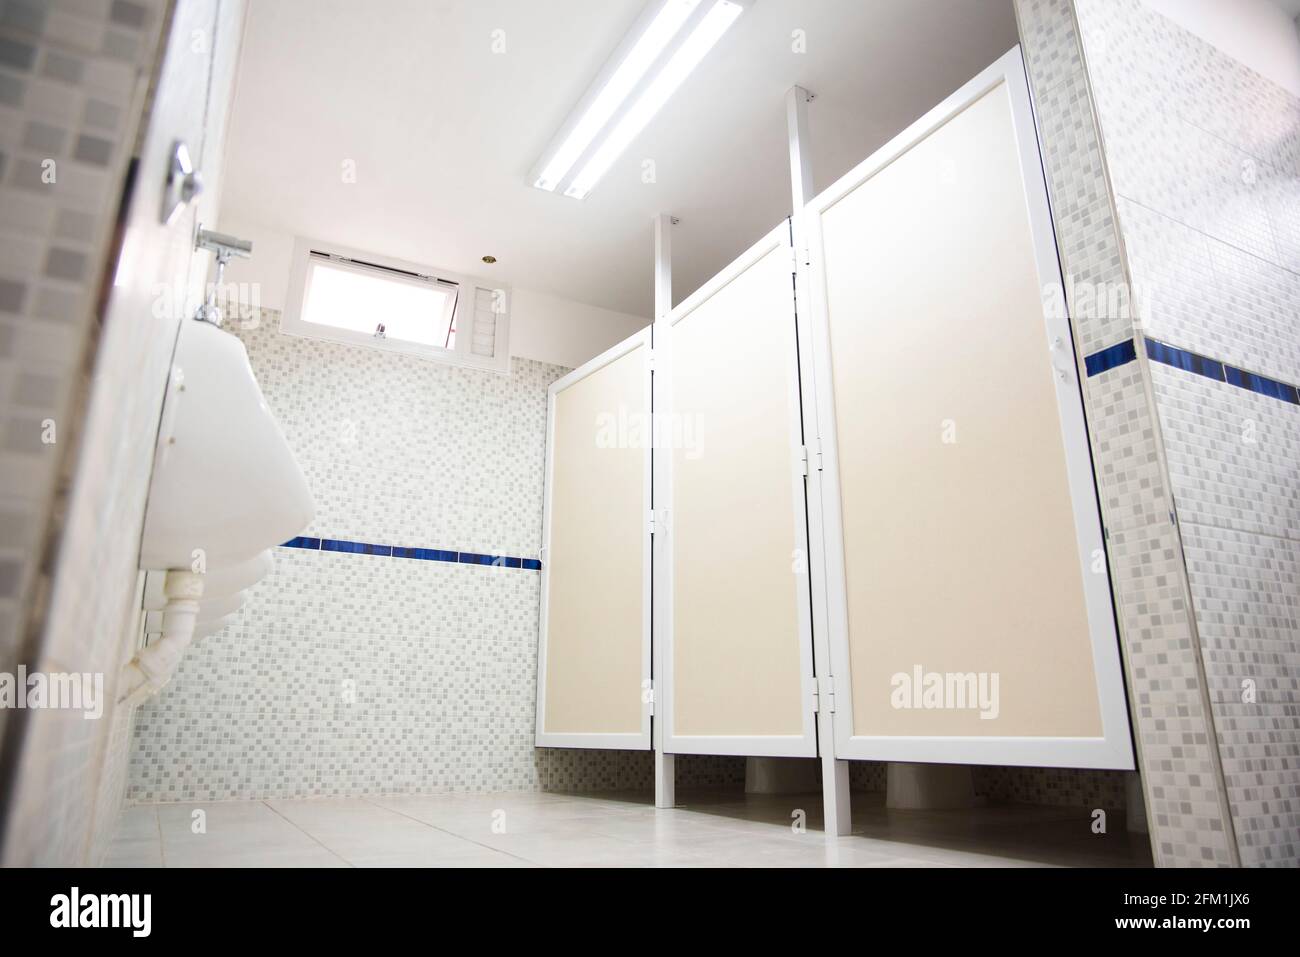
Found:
[124,317,314,704]
[140,320,313,569]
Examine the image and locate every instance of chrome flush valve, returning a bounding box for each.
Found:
[193,226,253,326]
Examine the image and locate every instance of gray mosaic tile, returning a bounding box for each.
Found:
[1066,0,1300,867]
[1016,0,1264,867]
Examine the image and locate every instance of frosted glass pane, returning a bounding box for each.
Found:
[303,261,455,348]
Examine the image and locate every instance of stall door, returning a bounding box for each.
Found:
[536,330,652,749]
[804,48,1133,768]
[658,224,819,757]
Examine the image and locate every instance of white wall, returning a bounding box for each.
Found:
[1142,0,1300,96]
[216,218,648,370]
[508,288,647,370]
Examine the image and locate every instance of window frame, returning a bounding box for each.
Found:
[281,236,511,373]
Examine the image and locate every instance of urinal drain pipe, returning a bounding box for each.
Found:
[119,569,204,705]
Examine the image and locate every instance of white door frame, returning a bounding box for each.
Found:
[801,46,1134,769]
[788,83,852,834]
[656,222,819,758]
[535,327,653,750]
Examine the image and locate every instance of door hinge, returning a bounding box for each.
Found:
[800,439,823,475]
[645,679,654,716]
[646,350,655,372]
[811,675,836,714]
[791,243,811,271]
[648,509,656,535]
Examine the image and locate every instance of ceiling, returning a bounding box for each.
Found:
[221,0,1017,317]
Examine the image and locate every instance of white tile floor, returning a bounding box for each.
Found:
[104,791,1153,868]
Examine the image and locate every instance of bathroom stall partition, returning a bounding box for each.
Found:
[536,46,1134,800]
[534,226,820,759]
[535,330,653,750]
[798,48,1134,769]
[655,223,819,757]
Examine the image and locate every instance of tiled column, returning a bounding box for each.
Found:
[0,0,170,865]
[0,0,167,733]
[1013,0,1239,866]
[1069,0,1300,867]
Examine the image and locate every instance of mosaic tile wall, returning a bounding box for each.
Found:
[537,749,745,793]
[844,761,1127,812]
[1073,0,1299,866]
[1017,0,1300,866]
[126,301,560,800]
[972,766,1128,811]
[1013,0,1238,866]
[127,303,744,800]
[848,761,887,793]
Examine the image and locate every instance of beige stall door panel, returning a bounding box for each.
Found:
[822,81,1103,739]
[670,244,806,740]
[542,343,646,738]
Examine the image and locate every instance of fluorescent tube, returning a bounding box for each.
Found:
[533,0,701,192]
[564,0,743,199]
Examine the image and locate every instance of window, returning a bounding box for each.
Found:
[282,238,511,372]
[302,255,459,348]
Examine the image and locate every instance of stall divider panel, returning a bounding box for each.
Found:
[536,329,653,750]
[657,223,819,757]
[802,46,1134,768]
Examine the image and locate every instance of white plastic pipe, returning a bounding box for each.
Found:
[141,549,272,611]
[119,569,204,705]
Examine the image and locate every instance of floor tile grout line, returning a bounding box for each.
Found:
[261,801,356,868]
[154,805,166,868]
[359,796,545,867]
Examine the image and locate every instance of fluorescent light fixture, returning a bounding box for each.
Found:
[534,0,701,192]
[566,1,743,199]
[530,0,747,200]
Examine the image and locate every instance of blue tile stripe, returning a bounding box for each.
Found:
[1224,365,1300,404]
[1143,337,1299,405]
[1084,338,1137,376]
[280,536,540,570]
[1082,336,1300,407]
[391,546,457,563]
[1145,338,1224,381]
[322,539,391,557]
